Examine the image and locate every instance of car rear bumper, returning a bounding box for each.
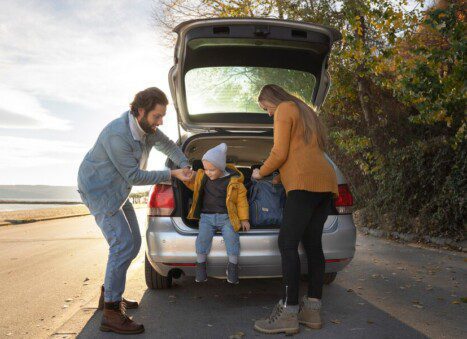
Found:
[146,215,356,278]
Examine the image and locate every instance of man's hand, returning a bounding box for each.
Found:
[171,168,193,181]
[240,220,250,232]
[252,168,263,180]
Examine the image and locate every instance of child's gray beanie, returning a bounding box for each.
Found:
[202,143,228,172]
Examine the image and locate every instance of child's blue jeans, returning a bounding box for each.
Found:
[196,213,240,258]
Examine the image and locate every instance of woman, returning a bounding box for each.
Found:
[252,84,338,335]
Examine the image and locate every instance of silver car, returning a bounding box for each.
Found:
[145,18,356,289]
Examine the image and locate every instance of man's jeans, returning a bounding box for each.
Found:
[94,200,141,302]
[196,213,240,257]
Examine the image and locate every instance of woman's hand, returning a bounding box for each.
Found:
[241,220,251,232]
[252,168,263,180]
[272,173,281,185]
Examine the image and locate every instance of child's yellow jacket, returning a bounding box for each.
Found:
[183,164,249,232]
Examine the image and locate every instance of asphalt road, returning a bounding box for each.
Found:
[0,211,465,338]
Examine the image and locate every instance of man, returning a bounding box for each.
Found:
[77,87,192,334]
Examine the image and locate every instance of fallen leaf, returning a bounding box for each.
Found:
[451,300,460,305]
[331,319,341,324]
[347,289,354,293]
[229,331,245,339]
[367,320,374,324]
[62,305,69,309]
[413,304,424,309]
[83,277,89,282]
[65,298,73,302]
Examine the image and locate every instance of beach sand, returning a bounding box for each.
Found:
[0,204,147,226]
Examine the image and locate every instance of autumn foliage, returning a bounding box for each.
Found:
[157,0,466,239]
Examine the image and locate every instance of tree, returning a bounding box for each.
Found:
[155,0,466,239]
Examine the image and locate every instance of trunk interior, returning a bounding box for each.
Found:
[171,133,282,230]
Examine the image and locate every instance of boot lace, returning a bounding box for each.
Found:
[119,301,131,324]
[268,303,284,324]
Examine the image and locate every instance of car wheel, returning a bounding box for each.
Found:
[323,272,337,285]
[145,254,172,289]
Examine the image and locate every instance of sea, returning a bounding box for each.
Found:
[0,185,82,212]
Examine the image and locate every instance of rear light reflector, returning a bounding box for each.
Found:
[162,263,196,267]
[148,183,175,216]
[335,184,354,214]
[325,258,350,263]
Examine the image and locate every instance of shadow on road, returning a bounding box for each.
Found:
[76,276,428,338]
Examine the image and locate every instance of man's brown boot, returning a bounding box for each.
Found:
[98,285,139,310]
[100,301,144,334]
[298,296,322,329]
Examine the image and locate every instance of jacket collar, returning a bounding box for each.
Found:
[127,111,147,142]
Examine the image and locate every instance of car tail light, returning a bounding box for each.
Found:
[148,183,175,216]
[335,184,353,214]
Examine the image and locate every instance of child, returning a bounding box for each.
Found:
[183,143,250,284]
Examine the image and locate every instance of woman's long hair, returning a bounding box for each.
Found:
[258,84,327,150]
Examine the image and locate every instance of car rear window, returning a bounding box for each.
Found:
[185,66,316,115]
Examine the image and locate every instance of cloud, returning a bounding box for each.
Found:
[0,0,174,113]
[0,0,179,185]
[0,136,87,169]
[0,86,71,130]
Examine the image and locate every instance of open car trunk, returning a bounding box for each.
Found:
[174,133,282,230]
[169,18,342,132]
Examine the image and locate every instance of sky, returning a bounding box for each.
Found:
[0,0,429,187]
[0,0,178,186]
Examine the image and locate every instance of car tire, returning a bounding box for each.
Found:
[323,272,337,285]
[145,254,172,290]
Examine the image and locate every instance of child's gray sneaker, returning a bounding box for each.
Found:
[226,262,239,284]
[298,296,322,329]
[195,262,207,282]
[254,300,300,335]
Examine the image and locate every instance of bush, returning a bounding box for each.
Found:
[364,138,466,240]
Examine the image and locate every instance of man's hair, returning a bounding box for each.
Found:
[130,87,168,117]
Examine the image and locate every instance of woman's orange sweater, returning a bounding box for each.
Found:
[259,101,338,195]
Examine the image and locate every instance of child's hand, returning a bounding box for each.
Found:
[241,220,250,232]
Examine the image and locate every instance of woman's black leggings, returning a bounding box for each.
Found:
[278,190,333,305]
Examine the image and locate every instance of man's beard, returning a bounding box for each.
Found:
[139,114,157,134]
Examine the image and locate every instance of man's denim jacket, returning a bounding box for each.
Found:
[77,111,189,216]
